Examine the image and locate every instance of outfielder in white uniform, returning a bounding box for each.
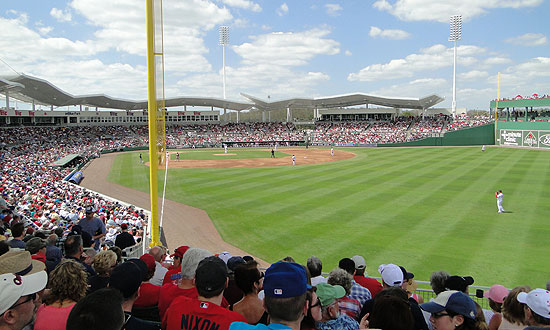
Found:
[496,190,505,213]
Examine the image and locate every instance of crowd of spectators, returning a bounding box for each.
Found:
[1,244,548,330]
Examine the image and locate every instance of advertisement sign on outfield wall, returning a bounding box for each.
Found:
[499,129,550,149]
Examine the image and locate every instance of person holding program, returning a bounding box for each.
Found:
[496,190,505,213]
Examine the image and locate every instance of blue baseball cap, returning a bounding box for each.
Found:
[420,290,477,320]
[264,261,311,298]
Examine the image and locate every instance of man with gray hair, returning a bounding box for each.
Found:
[307,256,327,286]
[429,270,450,295]
[148,246,168,286]
[158,247,212,318]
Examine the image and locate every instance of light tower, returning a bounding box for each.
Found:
[219,26,229,99]
[449,15,462,118]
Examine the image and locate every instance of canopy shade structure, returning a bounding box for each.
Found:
[0,74,444,112]
[241,93,444,110]
[0,74,254,111]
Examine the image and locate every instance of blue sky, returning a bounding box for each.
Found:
[0,0,549,111]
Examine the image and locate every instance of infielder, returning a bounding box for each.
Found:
[224,144,228,154]
[496,190,505,213]
[176,152,180,161]
[292,155,296,165]
[331,147,334,156]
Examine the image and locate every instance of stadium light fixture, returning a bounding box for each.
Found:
[449,15,462,118]
[219,26,229,100]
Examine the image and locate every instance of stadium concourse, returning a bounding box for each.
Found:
[5,117,550,330]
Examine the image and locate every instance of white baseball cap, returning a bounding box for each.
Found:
[0,271,47,315]
[378,263,403,287]
[351,256,366,270]
[517,288,550,319]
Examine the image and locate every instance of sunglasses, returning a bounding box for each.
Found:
[9,293,37,310]
[431,312,450,318]
[310,299,321,308]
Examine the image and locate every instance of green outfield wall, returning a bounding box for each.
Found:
[496,121,550,149]
[382,123,495,147]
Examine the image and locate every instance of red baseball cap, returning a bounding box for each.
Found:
[170,246,190,258]
[139,254,156,273]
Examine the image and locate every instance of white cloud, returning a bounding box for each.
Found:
[233,28,340,66]
[506,33,547,46]
[178,27,339,99]
[369,26,411,40]
[234,18,249,28]
[484,57,513,66]
[261,25,271,30]
[459,70,489,80]
[50,8,72,22]
[176,65,330,99]
[369,78,448,99]
[348,44,485,82]
[277,3,289,16]
[345,50,352,56]
[372,0,543,22]
[325,4,343,16]
[69,0,232,73]
[221,0,261,12]
[37,26,53,35]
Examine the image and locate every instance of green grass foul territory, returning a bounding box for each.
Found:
[108,147,550,288]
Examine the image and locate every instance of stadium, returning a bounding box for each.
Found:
[1,2,550,330]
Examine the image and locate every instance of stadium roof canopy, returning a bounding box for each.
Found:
[241,93,444,110]
[0,73,444,112]
[0,74,253,111]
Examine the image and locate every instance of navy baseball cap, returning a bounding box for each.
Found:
[421,290,477,320]
[264,261,311,298]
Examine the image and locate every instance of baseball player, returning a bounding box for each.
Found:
[176,152,180,161]
[224,144,228,154]
[292,155,296,165]
[331,147,334,156]
[496,190,505,213]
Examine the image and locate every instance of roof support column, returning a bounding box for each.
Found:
[4,90,9,111]
[286,107,291,122]
[525,107,529,121]
[32,100,35,112]
[223,108,226,122]
[262,111,266,122]
[79,105,82,111]
[237,111,239,123]
[51,105,54,111]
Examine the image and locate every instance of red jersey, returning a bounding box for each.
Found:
[354,276,383,297]
[134,282,161,308]
[163,296,246,330]
[158,284,198,319]
[163,268,181,286]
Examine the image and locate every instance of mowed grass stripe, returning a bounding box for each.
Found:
[414,149,541,281]
[463,149,548,284]
[386,149,522,279]
[354,148,501,273]
[109,147,550,287]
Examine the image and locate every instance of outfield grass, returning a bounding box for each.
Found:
[108,147,550,288]
[168,149,290,160]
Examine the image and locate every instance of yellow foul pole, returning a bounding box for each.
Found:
[146,0,161,247]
